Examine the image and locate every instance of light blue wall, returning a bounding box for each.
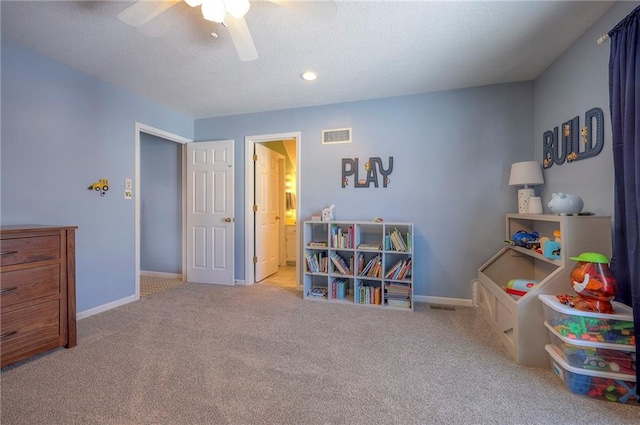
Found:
[140,133,182,274]
[5,0,626,306]
[0,39,193,313]
[534,1,640,217]
[196,83,534,299]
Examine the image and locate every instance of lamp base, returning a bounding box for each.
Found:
[517,188,535,214]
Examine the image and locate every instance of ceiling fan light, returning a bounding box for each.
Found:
[224,0,250,19]
[184,0,203,7]
[202,0,225,23]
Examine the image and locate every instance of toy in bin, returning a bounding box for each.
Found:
[557,252,617,314]
[546,345,638,405]
[540,294,635,346]
[505,279,539,297]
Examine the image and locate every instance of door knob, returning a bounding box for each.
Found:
[224,217,233,223]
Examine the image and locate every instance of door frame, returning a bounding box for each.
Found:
[245,132,301,287]
[134,122,191,300]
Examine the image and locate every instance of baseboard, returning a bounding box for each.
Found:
[413,295,473,307]
[77,295,137,320]
[234,279,246,285]
[140,270,183,280]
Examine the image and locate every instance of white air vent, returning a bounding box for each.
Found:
[322,128,352,145]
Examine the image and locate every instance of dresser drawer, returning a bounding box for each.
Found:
[1,300,60,357]
[0,235,60,267]
[1,264,60,308]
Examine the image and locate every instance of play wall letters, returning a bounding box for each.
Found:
[542,107,604,169]
[342,157,393,188]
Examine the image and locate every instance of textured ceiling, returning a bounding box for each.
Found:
[1,1,615,119]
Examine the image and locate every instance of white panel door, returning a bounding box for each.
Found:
[255,143,279,282]
[186,140,234,285]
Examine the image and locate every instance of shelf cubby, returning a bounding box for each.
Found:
[355,279,383,306]
[329,250,354,276]
[329,277,353,303]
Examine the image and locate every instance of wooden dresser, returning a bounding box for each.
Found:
[1,225,77,368]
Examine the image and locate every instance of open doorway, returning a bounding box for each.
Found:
[139,133,185,297]
[134,123,190,300]
[245,132,300,288]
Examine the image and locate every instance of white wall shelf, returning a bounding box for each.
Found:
[303,221,414,311]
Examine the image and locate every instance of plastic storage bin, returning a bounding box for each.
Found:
[538,294,635,346]
[546,344,638,405]
[545,322,636,374]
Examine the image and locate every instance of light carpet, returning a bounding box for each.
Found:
[1,281,637,424]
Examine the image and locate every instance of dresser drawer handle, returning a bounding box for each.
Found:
[0,251,18,256]
[0,287,18,294]
[0,330,18,339]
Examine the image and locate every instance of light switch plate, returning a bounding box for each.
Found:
[125,178,132,189]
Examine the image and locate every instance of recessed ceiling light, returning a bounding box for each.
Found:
[300,71,317,81]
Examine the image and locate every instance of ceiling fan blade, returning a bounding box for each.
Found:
[225,16,258,62]
[269,0,337,22]
[117,0,182,27]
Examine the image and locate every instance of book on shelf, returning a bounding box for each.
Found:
[358,285,381,305]
[386,281,411,290]
[399,259,412,280]
[385,259,404,278]
[357,242,381,250]
[359,254,381,278]
[331,279,349,299]
[308,287,328,298]
[386,298,411,309]
[385,258,412,280]
[307,241,328,248]
[305,251,329,273]
[331,225,354,249]
[330,253,352,275]
[385,281,411,306]
[304,251,319,273]
[372,259,382,278]
[388,227,408,252]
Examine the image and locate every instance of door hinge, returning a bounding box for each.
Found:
[253,256,258,264]
[253,204,258,212]
[253,154,258,161]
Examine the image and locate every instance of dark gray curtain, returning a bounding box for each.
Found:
[608,5,640,388]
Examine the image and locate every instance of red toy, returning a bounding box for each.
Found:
[568,253,617,314]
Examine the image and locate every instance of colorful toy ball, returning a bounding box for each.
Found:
[569,252,617,314]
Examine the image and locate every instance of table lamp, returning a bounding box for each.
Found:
[509,161,544,214]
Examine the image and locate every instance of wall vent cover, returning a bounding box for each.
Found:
[322,128,352,145]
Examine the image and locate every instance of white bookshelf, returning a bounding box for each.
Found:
[475,213,612,367]
[303,221,414,311]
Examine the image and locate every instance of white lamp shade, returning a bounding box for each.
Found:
[509,161,544,186]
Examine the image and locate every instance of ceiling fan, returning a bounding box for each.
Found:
[117,0,337,62]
